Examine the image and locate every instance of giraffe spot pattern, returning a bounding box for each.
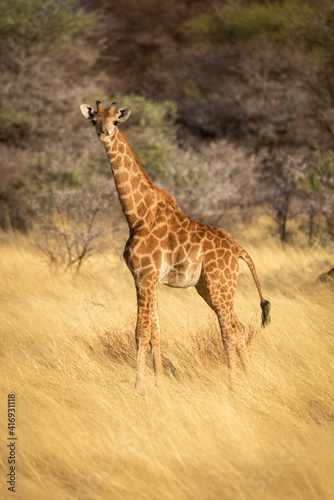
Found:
[87,114,269,389]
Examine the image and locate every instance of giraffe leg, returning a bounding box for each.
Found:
[150,292,163,386]
[135,283,154,391]
[217,312,237,385]
[233,313,251,372]
[196,281,237,385]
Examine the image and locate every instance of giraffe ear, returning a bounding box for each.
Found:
[116,107,131,123]
[80,104,95,120]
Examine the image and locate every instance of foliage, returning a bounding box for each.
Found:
[1,0,334,246]
[120,96,178,136]
[305,145,334,193]
[187,0,334,55]
[260,155,306,243]
[0,0,99,54]
[302,145,334,238]
[135,140,174,180]
[0,108,36,144]
[119,96,179,180]
[291,0,334,55]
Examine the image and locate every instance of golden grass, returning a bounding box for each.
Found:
[0,222,334,500]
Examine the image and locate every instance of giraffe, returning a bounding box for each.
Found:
[80,100,271,390]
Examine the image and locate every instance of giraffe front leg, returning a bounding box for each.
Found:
[150,291,163,386]
[135,284,153,392]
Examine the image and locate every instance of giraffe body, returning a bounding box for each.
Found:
[80,101,270,390]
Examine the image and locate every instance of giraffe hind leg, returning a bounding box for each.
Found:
[233,314,251,372]
[196,282,238,381]
[196,277,252,380]
[150,295,163,386]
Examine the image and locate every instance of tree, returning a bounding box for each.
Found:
[34,190,112,274]
[302,146,334,240]
[260,154,305,243]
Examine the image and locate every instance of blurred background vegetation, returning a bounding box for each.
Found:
[1,0,334,267]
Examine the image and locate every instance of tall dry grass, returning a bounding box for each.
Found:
[0,221,334,500]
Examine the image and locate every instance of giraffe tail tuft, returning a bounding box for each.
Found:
[260,300,271,328]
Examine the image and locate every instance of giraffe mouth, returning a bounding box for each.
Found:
[97,131,110,141]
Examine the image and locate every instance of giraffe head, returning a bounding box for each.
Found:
[80,101,131,142]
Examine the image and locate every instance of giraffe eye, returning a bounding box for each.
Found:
[113,121,118,126]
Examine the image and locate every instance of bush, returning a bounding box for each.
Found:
[121,96,179,181]
[0,108,36,144]
[0,0,99,54]
[305,145,334,193]
[187,0,334,55]
[33,191,112,273]
[302,145,334,239]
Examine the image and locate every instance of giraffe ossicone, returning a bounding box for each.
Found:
[80,100,271,390]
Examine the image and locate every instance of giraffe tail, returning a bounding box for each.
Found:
[237,245,271,328]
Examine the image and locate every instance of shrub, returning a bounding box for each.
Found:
[34,191,112,273]
[0,0,99,54]
[0,108,36,144]
[121,96,179,181]
[302,145,334,239]
[187,0,334,56]
[305,145,334,193]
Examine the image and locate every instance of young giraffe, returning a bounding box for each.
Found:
[80,100,271,390]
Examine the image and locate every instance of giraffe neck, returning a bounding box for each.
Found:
[104,128,158,229]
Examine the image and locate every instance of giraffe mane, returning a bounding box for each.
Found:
[160,189,181,211]
[117,130,155,187]
[118,129,181,211]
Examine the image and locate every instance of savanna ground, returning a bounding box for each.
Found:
[0,218,334,500]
